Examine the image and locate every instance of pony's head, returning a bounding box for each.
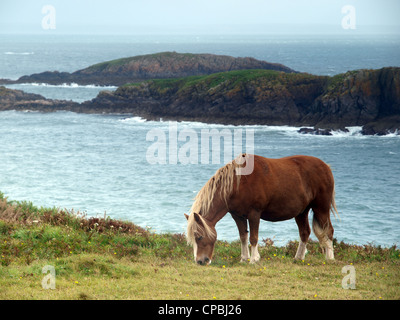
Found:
[185,157,245,265]
[185,212,217,265]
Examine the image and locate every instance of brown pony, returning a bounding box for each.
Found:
[185,154,338,265]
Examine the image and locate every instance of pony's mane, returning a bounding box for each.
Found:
[186,155,245,245]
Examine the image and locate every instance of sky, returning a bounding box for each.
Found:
[0,0,399,34]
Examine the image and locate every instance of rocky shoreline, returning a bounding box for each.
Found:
[0,52,399,136]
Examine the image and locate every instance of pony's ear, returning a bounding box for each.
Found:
[184,213,189,220]
[193,212,204,226]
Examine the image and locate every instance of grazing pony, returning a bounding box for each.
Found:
[185,154,338,265]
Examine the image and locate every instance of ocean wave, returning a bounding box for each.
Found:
[119,116,147,123]
[294,126,364,138]
[380,129,400,138]
[330,126,363,137]
[4,51,34,55]
[19,82,117,89]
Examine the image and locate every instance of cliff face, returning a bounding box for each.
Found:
[0,52,296,86]
[305,68,400,131]
[79,67,400,134]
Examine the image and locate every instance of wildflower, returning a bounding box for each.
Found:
[222,265,225,268]
[75,281,79,284]
[314,294,318,298]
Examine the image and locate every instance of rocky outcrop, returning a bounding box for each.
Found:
[298,127,349,136]
[0,52,296,86]
[0,86,78,111]
[78,67,400,134]
[303,68,400,130]
[78,70,326,125]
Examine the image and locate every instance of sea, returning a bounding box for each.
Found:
[0,33,399,247]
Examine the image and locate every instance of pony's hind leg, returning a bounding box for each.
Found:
[231,213,250,262]
[312,210,335,260]
[294,208,311,260]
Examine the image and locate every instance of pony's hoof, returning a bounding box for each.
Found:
[249,257,260,264]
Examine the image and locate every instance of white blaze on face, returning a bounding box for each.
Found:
[193,241,198,261]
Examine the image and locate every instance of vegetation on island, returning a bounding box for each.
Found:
[0,192,399,300]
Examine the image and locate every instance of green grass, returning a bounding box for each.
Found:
[0,192,399,300]
[121,69,326,96]
[134,69,281,88]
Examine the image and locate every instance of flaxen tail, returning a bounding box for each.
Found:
[330,187,340,220]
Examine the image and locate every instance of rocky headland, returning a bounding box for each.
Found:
[78,67,400,135]
[0,86,77,112]
[0,52,399,135]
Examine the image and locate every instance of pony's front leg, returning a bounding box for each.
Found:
[248,213,261,264]
[231,213,250,262]
[239,232,250,262]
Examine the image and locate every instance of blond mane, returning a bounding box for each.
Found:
[186,155,245,245]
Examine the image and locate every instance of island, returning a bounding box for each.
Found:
[0,51,295,86]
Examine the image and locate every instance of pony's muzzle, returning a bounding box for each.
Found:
[197,257,210,265]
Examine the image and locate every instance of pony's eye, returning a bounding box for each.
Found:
[196,236,203,241]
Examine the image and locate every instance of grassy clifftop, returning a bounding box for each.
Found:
[0,192,399,300]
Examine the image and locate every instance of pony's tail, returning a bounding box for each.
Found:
[330,187,340,220]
